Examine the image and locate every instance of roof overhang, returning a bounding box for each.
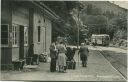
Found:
[9,0,60,22]
[31,1,60,21]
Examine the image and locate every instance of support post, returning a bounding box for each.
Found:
[28,8,34,57]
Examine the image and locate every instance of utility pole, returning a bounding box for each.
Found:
[77,6,82,48]
[77,11,80,49]
[77,6,82,67]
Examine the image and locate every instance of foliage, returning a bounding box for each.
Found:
[44,1,127,45]
[44,1,80,44]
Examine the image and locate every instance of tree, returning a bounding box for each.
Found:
[107,17,127,39]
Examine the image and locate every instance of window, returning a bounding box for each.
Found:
[1,24,9,45]
[12,24,19,47]
[24,26,28,46]
[38,26,41,42]
[44,18,45,23]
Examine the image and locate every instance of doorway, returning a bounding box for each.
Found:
[19,25,24,59]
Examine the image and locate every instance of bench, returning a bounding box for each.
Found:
[12,57,32,71]
[12,59,25,71]
[32,54,40,65]
[23,57,38,71]
[12,56,39,71]
[23,65,38,69]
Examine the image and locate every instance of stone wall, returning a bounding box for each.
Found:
[33,9,52,55]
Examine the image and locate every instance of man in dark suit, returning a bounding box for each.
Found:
[49,42,58,72]
[78,43,89,67]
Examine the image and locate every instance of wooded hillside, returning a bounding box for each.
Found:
[43,1,127,46]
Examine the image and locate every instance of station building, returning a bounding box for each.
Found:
[1,0,59,69]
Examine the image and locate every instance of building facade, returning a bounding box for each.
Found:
[1,0,59,69]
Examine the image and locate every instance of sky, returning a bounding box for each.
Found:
[113,1,128,9]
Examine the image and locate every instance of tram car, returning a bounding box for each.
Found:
[91,34,110,46]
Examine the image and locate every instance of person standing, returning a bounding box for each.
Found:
[78,43,89,67]
[49,42,58,72]
[56,42,67,73]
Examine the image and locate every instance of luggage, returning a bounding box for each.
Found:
[42,55,47,63]
[66,47,76,70]
[39,53,48,63]
[66,59,76,69]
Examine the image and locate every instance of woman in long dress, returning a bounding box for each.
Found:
[56,42,67,73]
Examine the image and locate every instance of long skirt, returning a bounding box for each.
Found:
[57,53,66,66]
[56,53,67,72]
[50,58,56,72]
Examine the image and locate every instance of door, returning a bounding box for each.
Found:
[19,25,24,59]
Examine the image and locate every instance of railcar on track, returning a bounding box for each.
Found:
[91,34,110,46]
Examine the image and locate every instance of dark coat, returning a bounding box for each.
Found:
[49,45,58,59]
[79,46,89,58]
[66,47,75,61]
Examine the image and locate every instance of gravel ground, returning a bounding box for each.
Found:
[1,46,126,81]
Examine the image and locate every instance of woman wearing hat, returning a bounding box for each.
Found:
[56,42,67,73]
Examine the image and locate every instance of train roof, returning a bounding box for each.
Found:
[92,34,109,36]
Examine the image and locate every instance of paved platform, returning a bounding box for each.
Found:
[1,46,126,81]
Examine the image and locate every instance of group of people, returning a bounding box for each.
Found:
[49,42,67,73]
[49,42,89,73]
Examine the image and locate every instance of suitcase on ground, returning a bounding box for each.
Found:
[39,54,48,63]
[66,59,76,69]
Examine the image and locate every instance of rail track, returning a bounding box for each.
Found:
[94,46,127,79]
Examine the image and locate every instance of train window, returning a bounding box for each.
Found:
[106,36,109,40]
